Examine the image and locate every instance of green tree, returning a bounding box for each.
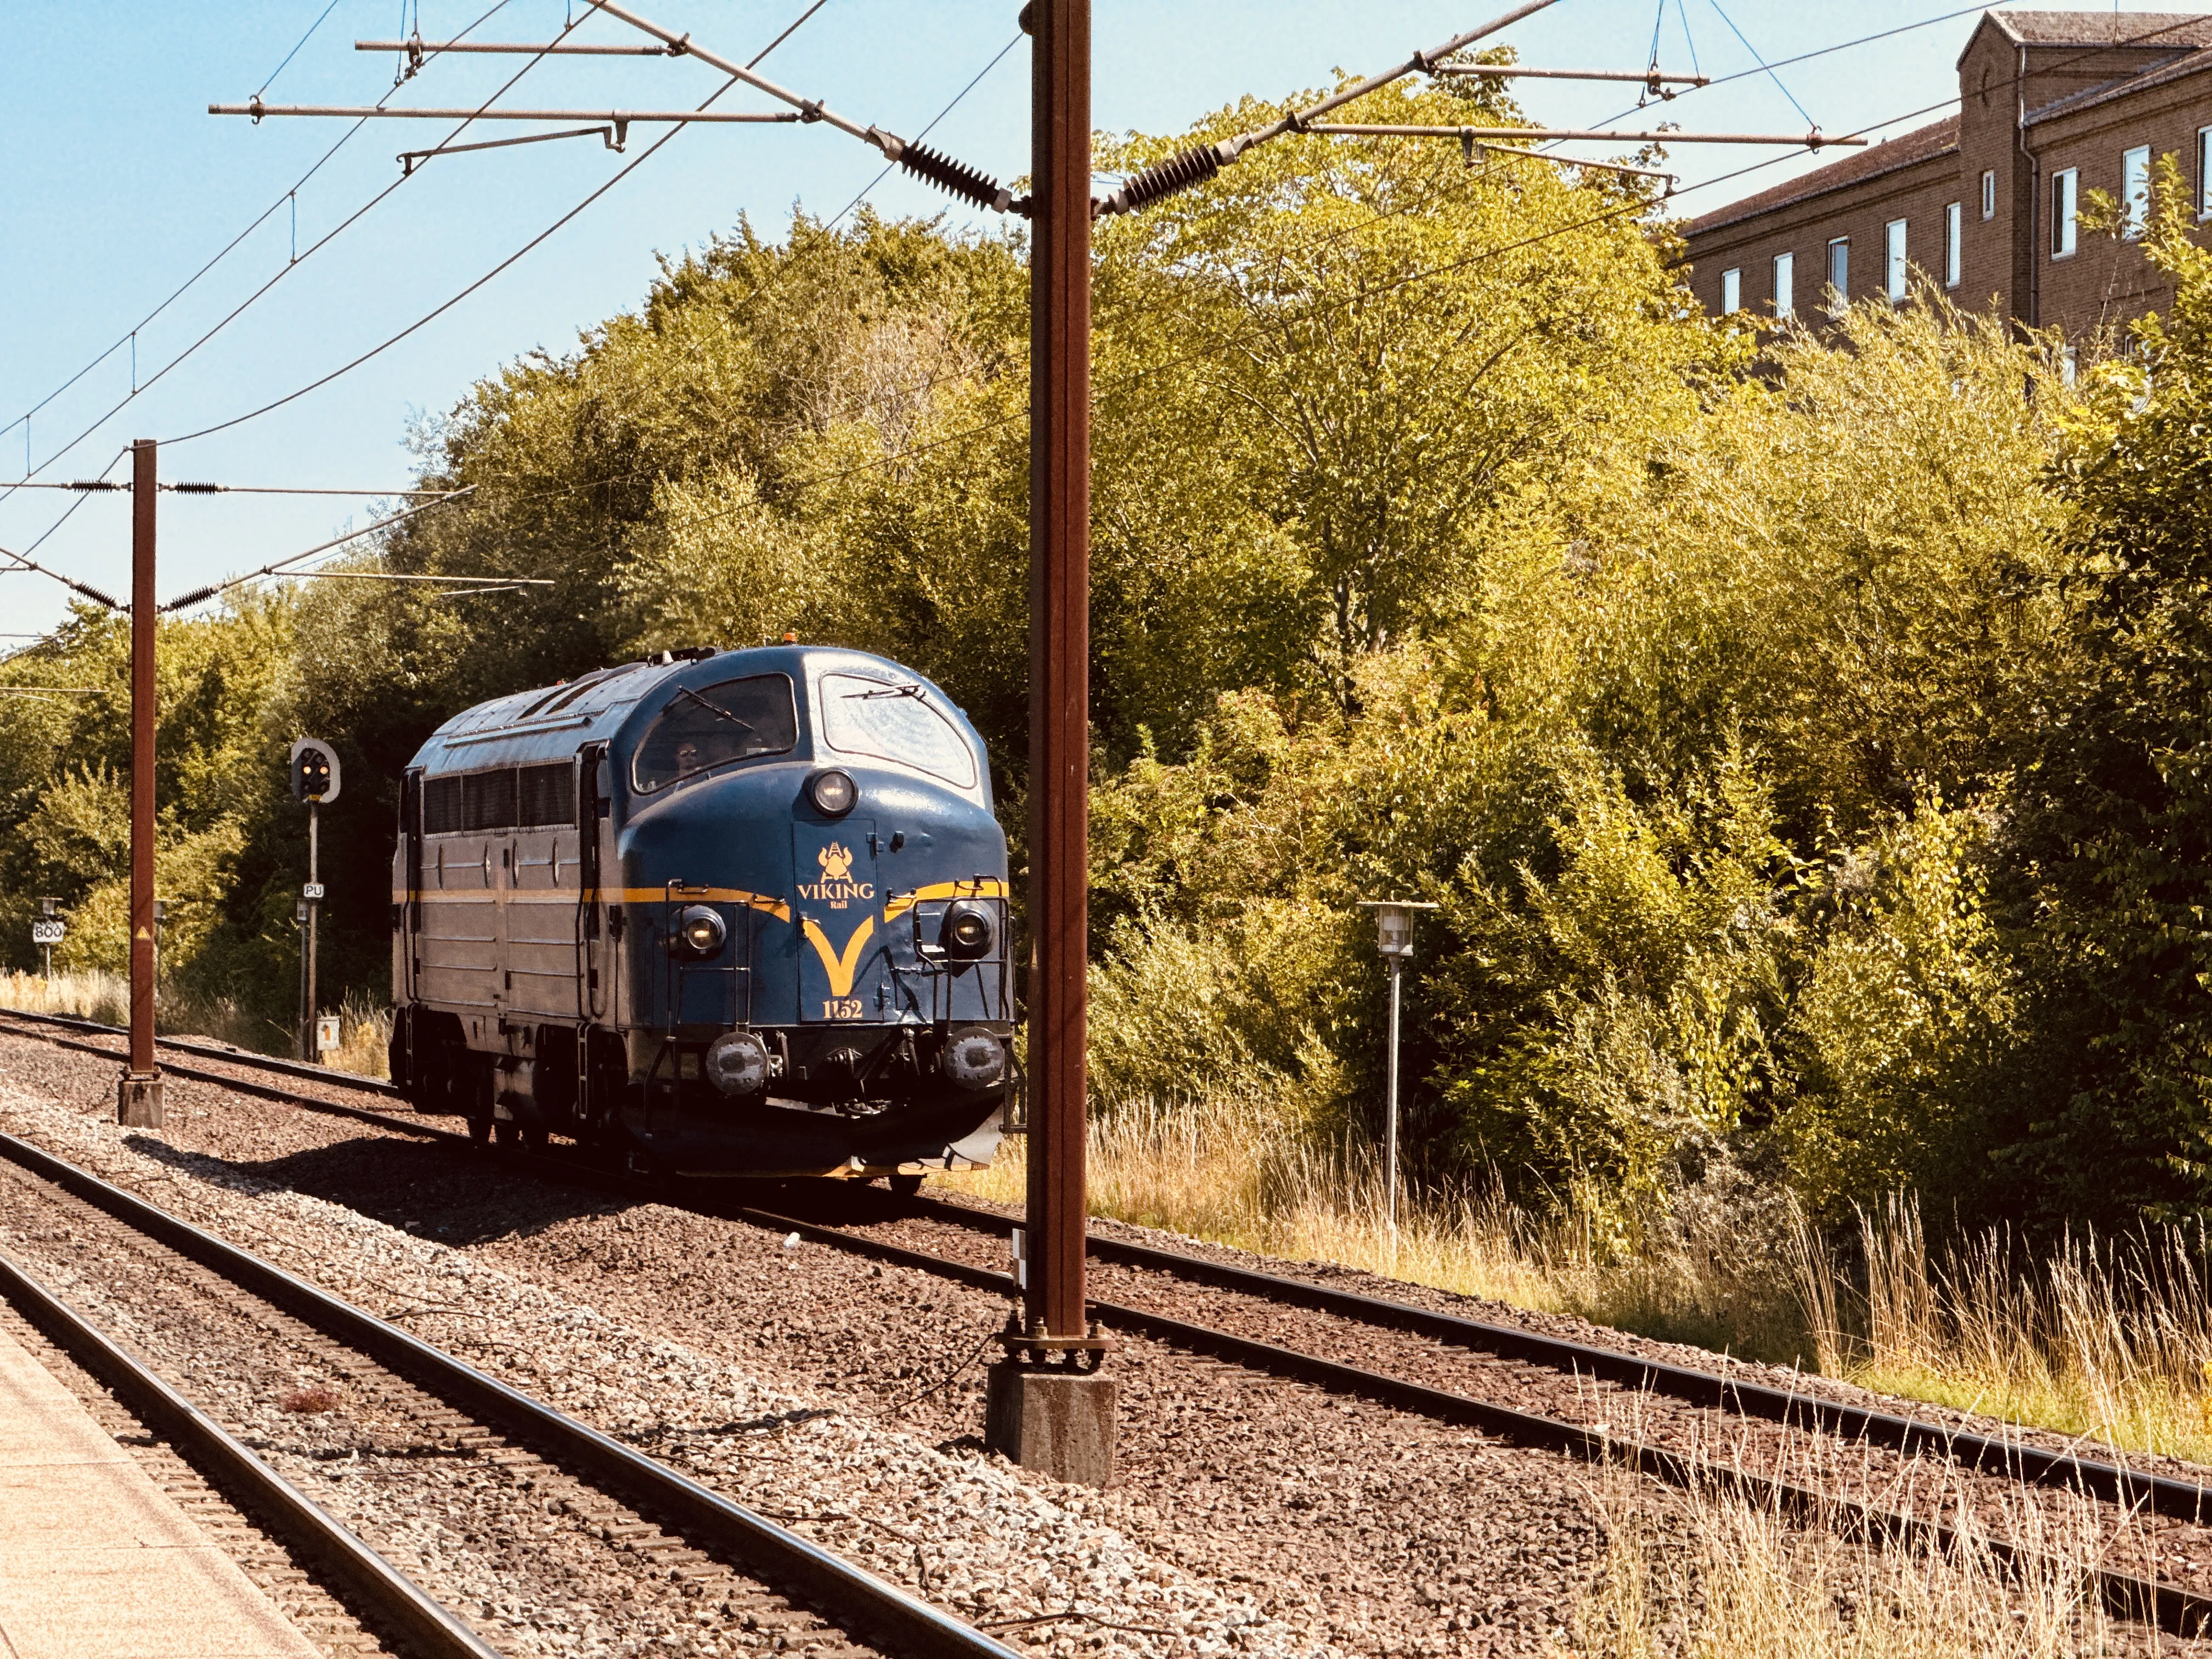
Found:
[1993,173,2212,1221]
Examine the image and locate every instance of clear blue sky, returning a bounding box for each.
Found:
[0,1,2181,637]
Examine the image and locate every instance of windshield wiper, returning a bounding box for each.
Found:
[675,685,759,738]
[845,681,925,701]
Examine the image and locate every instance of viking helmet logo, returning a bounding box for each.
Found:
[817,842,854,882]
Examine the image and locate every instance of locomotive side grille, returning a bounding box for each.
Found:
[423,775,464,835]
[518,762,575,828]
[464,769,518,831]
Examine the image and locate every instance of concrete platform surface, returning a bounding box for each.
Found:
[0,1316,321,1659]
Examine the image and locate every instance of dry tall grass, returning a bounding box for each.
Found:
[940,1091,1809,1362]
[0,969,391,1079]
[942,1086,2212,1470]
[1794,1197,2212,1469]
[1576,1446,2123,1659]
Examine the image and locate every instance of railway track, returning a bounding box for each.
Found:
[0,1235,501,1659]
[0,1108,1018,1659]
[4,1006,2210,1637]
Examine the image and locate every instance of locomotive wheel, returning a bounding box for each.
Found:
[493,1119,544,1156]
[888,1172,924,1198]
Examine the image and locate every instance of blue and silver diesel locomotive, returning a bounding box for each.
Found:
[387,644,1012,1180]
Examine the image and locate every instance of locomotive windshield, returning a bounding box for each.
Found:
[632,674,797,791]
[818,672,977,788]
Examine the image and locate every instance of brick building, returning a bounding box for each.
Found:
[1680,10,2212,339]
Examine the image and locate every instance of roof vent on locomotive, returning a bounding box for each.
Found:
[387,643,1013,1181]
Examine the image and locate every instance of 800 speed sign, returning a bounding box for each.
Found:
[30,921,63,946]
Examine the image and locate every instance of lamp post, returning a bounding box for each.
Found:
[1357,899,1437,1233]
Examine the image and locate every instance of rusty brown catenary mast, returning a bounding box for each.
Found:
[117,438,163,1129]
[984,0,1118,1488]
[1026,0,1090,1353]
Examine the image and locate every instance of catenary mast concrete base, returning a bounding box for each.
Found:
[115,1076,163,1129]
[985,1363,1118,1487]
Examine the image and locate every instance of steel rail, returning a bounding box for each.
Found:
[721,1201,2212,1638]
[1,1003,2198,1635]
[891,1194,2212,1525]
[0,1130,1019,1659]
[0,1246,507,1659]
[0,1005,403,1098]
[5,1008,2209,1533]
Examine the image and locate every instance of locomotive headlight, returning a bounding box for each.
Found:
[675,905,727,958]
[807,768,858,817]
[940,900,994,961]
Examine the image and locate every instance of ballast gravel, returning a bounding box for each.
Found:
[0,1031,1631,1655]
[3,1026,2188,1657]
[0,1067,1356,1658]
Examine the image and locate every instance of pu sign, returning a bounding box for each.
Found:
[797,842,874,912]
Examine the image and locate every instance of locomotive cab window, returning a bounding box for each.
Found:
[818,673,978,789]
[632,674,797,792]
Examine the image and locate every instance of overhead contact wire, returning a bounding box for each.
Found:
[826,32,1022,228]
[1705,0,1814,129]
[668,80,1977,526]
[1556,5,2212,178]
[0,451,131,610]
[5,0,534,489]
[159,487,481,612]
[162,0,835,449]
[257,0,348,97]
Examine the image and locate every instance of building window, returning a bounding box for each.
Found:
[1945,201,1962,287]
[2123,145,2151,239]
[1720,267,1741,313]
[1886,218,1909,303]
[1773,251,1795,318]
[1827,236,1850,309]
[2052,167,2078,258]
[2200,126,2212,219]
[1982,167,1996,220]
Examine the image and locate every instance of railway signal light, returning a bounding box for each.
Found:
[289,737,336,1062]
[290,737,341,804]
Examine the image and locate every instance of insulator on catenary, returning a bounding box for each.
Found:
[168,482,222,494]
[159,585,219,612]
[66,479,125,492]
[896,143,1014,214]
[1100,143,1226,216]
[72,582,125,611]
